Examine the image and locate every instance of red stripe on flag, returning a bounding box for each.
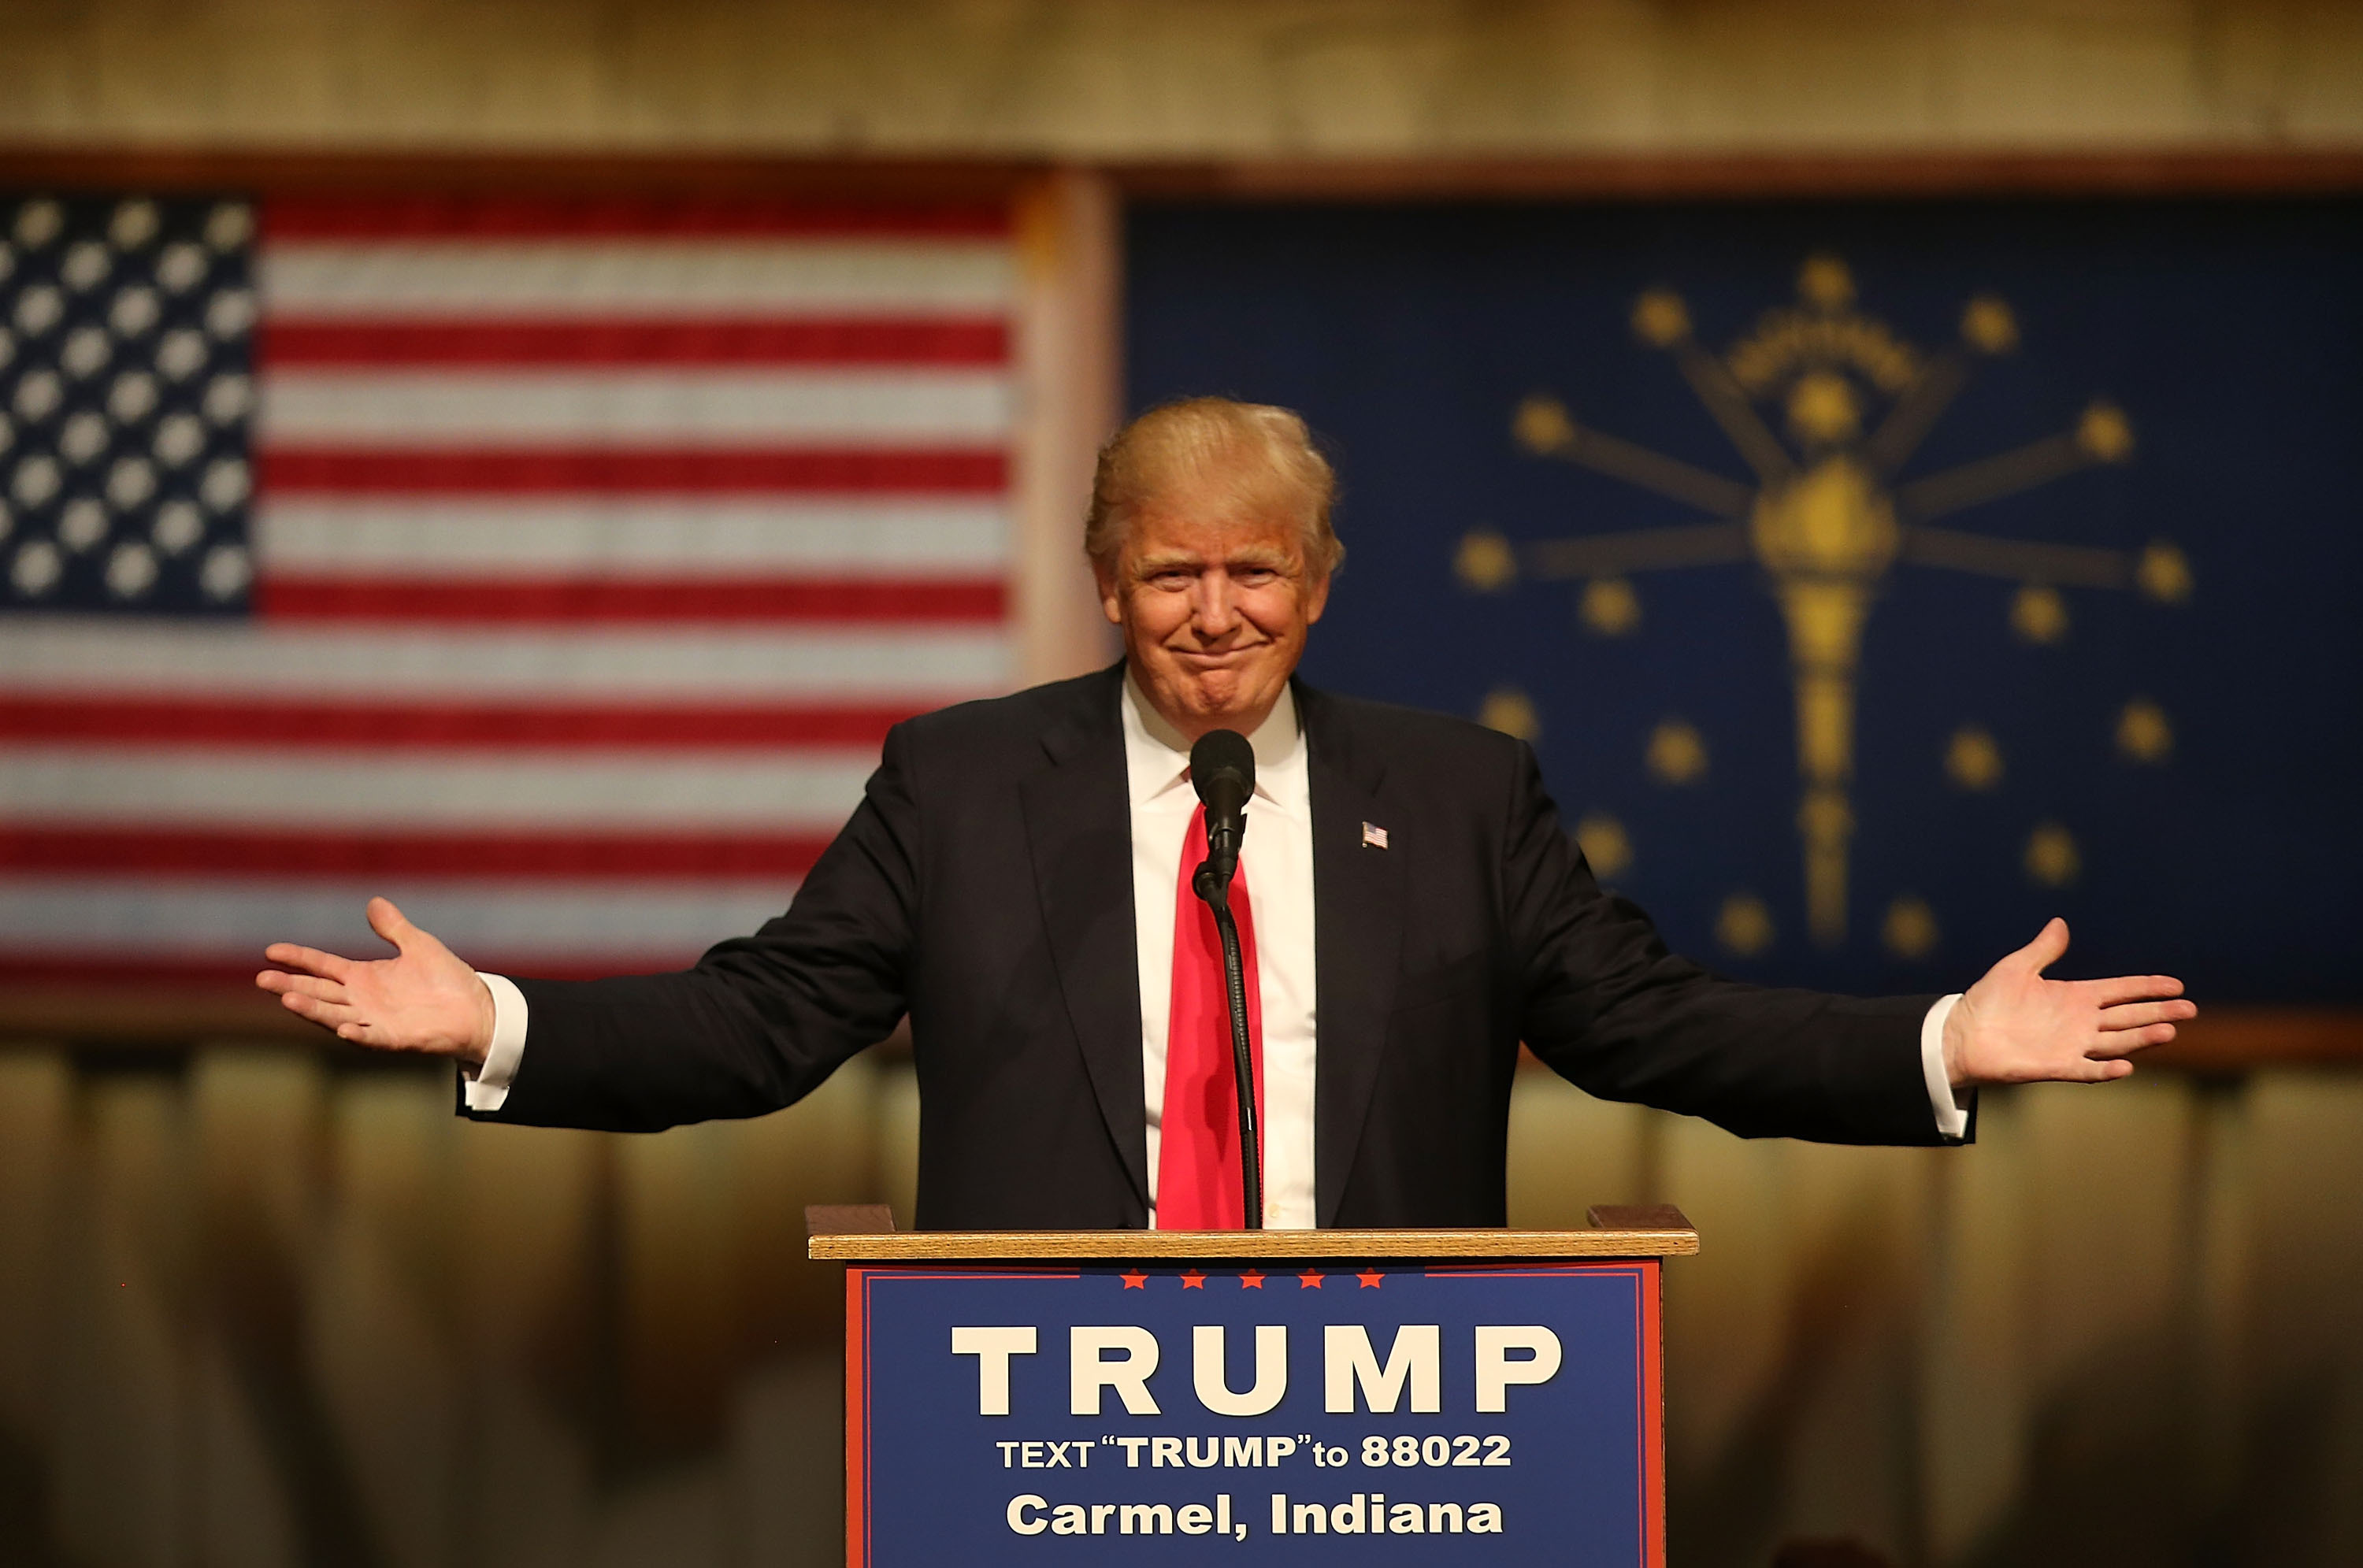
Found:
[0,696,917,749]
[263,196,1010,241]
[256,576,1007,625]
[0,827,830,880]
[258,317,1011,368]
[258,447,1007,495]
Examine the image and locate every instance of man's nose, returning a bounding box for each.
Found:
[1190,573,1241,637]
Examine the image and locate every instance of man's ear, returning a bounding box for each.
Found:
[1302,568,1332,625]
[1094,560,1125,626]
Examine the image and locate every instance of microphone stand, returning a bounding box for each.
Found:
[1193,860,1263,1230]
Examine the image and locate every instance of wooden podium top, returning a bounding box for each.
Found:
[805,1203,1698,1262]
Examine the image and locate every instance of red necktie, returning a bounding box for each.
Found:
[1156,802,1263,1229]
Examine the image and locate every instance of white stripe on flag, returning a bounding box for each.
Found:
[259,241,1014,317]
[0,878,796,962]
[0,624,1011,699]
[0,750,874,829]
[255,499,1009,576]
[258,369,1012,447]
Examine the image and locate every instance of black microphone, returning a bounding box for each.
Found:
[1187,728,1261,1229]
[1189,728,1256,899]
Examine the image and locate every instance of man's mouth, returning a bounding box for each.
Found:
[1170,644,1266,669]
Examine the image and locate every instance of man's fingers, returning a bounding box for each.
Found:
[257,970,348,1006]
[2090,1022,2179,1058]
[261,942,353,982]
[2016,917,2070,973]
[2053,1054,2135,1081]
[329,1018,432,1052]
[2097,999,2197,1032]
[2090,973,2187,1007]
[365,895,417,953]
[274,990,359,1030]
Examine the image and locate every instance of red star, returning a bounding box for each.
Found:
[1296,1269,1325,1288]
[1180,1270,1207,1289]
[1356,1270,1384,1289]
[1120,1271,1148,1289]
[1238,1271,1266,1288]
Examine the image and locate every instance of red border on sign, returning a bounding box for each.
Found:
[845,1268,1085,1568]
[844,1267,866,1568]
[1640,1258,1664,1568]
[1423,1259,1665,1568]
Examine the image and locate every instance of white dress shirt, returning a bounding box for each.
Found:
[1122,677,1319,1229]
[465,686,1971,1175]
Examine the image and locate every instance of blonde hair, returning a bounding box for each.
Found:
[1084,397,1343,576]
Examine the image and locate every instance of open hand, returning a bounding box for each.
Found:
[256,897,495,1063]
[1944,917,2194,1087]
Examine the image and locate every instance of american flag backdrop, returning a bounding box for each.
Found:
[0,192,1018,984]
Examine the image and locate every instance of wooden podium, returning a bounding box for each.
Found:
[809,1206,1697,1566]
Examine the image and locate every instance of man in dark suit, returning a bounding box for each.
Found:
[257,398,2194,1230]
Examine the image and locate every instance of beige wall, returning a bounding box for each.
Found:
[0,0,2358,155]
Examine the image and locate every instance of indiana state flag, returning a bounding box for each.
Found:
[1128,198,2363,999]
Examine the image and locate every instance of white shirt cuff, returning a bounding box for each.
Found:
[462,972,529,1112]
[1920,993,1971,1140]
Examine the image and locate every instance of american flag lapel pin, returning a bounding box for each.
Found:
[1361,821,1389,850]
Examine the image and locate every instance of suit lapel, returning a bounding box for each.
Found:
[1300,683,1404,1226]
[1018,665,1151,1213]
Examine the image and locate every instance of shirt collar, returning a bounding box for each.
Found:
[1121,671,1304,809]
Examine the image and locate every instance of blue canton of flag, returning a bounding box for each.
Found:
[2,194,255,616]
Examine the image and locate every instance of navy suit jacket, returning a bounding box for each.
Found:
[467,665,1957,1228]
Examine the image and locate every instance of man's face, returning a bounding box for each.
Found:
[1098,492,1330,742]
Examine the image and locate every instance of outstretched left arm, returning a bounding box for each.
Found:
[1945,917,2194,1087]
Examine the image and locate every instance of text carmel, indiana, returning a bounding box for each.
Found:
[1005,1491,1507,1539]
[959,1321,1550,1539]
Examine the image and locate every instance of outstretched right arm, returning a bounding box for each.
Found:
[256,723,922,1132]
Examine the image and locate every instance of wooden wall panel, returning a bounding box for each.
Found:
[2244,1073,2363,1562]
[313,1073,465,1568]
[1776,1141,1926,1561]
[2016,1079,2191,1399]
[725,1351,846,1568]
[56,1070,191,1568]
[0,1,2357,154]
[1656,1116,1792,1517]
[1918,1085,2034,1563]
[875,1062,922,1233]
[0,1053,66,1451]
[0,1050,68,1558]
[192,1329,302,1568]
[1503,1070,1647,1231]
[729,1055,883,1357]
[1013,169,1124,687]
[616,1120,743,1459]
[188,1048,370,1568]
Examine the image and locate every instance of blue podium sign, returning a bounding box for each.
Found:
[844,1259,1663,1566]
